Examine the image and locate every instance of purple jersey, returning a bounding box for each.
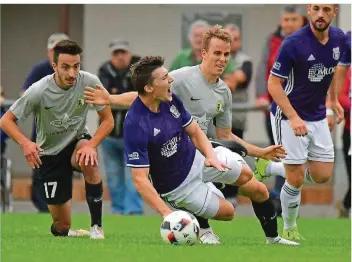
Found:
[270,25,346,121]
[339,31,351,66]
[124,93,195,194]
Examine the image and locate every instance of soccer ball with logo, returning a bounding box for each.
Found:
[160,210,200,245]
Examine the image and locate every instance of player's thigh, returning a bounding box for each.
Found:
[37,147,74,206]
[48,200,72,227]
[307,118,334,164]
[271,113,309,164]
[202,146,252,186]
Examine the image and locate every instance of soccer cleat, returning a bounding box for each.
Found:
[283,226,305,241]
[68,229,90,237]
[90,225,104,240]
[253,158,272,182]
[199,228,220,245]
[266,236,300,246]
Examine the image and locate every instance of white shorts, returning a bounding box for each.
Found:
[160,146,246,219]
[270,113,334,164]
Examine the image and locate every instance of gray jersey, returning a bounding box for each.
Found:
[170,65,232,135]
[10,71,105,155]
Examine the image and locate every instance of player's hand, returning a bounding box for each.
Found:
[289,115,308,136]
[162,209,173,218]
[331,101,344,124]
[204,158,231,172]
[84,85,110,105]
[327,115,335,132]
[21,141,43,169]
[76,145,98,167]
[260,145,287,162]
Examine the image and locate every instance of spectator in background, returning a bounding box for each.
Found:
[21,32,69,213]
[222,24,252,205]
[254,5,306,213]
[97,38,143,215]
[169,20,237,92]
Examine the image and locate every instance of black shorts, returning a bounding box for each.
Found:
[35,134,91,205]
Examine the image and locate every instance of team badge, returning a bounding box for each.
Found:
[333,47,340,61]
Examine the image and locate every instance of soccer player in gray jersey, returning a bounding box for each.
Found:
[83,26,298,246]
[0,40,114,239]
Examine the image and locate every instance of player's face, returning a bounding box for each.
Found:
[149,66,174,102]
[201,38,231,78]
[53,54,80,88]
[280,12,301,36]
[307,4,337,32]
[190,25,208,51]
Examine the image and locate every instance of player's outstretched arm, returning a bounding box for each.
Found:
[131,167,172,217]
[215,126,286,161]
[185,121,230,171]
[0,111,43,168]
[84,85,138,108]
[268,73,308,136]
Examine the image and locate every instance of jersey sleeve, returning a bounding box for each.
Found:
[214,87,232,129]
[9,84,41,121]
[171,93,193,128]
[339,32,351,66]
[270,38,295,79]
[123,116,150,168]
[84,72,107,112]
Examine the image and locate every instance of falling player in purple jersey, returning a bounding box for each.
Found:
[121,56,299,246]
[267,4,345,241]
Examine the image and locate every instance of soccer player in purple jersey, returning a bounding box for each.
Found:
[267,4,346,241]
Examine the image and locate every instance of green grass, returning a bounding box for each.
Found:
[1,214,350,262]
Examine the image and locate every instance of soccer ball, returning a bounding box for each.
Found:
[160,210,200,245]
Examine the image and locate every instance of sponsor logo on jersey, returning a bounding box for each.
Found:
[128,152,139,160]
[50,113,82,129]
[161,134,181,157]
[308,63,335,82]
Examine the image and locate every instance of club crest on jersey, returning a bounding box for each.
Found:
[170,105,180,118]
[216,101,224,113]
[76,96,85,108]
[333,47,340,60]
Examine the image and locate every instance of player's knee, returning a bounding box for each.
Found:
[215,199,235,221]
[311,172,332,184]
[234,165,253,187]
[50,223,70,237]
[251,182,269,202]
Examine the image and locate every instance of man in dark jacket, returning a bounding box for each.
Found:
[97,38,143,215]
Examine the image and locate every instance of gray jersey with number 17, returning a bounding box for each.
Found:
[170,65,232,135]
[10,71,105,156]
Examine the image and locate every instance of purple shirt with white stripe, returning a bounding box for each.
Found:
[123,93,195,194]
[270,24,346,121]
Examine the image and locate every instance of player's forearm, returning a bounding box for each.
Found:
[190,127,217,159]
[0,115,30,146]
[132,174,172,217]
[109,92,138,107]
[334,65,349,97]
[229,132,264,158]
[87,114,114,148]
[327,72,339,104]
[268,76,298,120]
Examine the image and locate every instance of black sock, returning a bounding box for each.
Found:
[252,198,278,238]
[195,215,210,229]
[85,181,103,227]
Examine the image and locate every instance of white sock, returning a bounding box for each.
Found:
[265,161,286,178]
[280,181,302,230]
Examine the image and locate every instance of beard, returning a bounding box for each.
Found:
[312,19,331,32]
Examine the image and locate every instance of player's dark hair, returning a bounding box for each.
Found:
[130,56,165,95]
[53,40,83,64]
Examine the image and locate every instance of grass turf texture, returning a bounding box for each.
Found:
[2,214,350,262]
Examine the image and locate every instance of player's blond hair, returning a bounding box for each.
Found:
[202,25,232,51]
